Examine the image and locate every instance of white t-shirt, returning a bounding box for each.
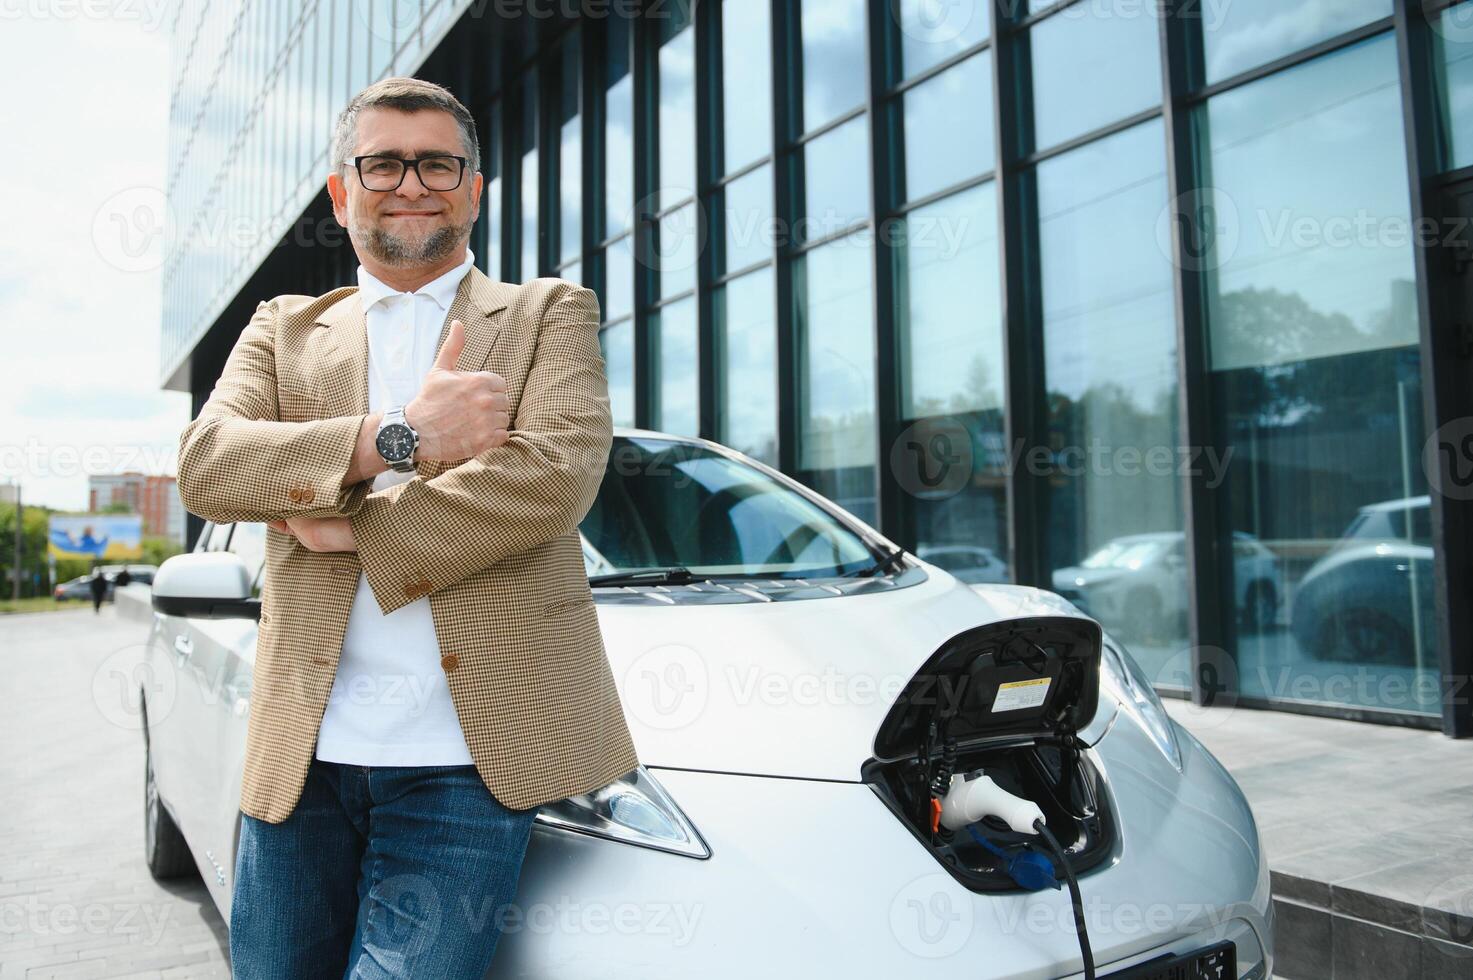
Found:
[313,249,477,766]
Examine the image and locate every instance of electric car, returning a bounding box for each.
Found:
[140,429,1273,979]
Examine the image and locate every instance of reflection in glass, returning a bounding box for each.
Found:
[519,78,538,282]
[717,266,778,466]
[558,33,582,264]
[802,0,867,130]
[899,182,1008,580]
[605,12,634,239]
[1037,118,1184,677]
[1433,6,1473,171]
[1201,0,1389,84]
[896,0,990,79]
[723,0,772,173]
[659,202,699,301]
[604,234,634,322]
[1200,34,1434,713]
[600,318,635,427]
[903,49,994,204]
[1030,5,1161,151]
[803,114,870,241]
[723,164,773,275]
[654,297,698,437]
[659,13,696,210]
[796,234,875,526]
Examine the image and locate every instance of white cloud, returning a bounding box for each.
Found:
[0,11,188,511]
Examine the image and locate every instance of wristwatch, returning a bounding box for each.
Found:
[375,406,419,474]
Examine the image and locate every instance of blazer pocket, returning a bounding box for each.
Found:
[542,593,594,617]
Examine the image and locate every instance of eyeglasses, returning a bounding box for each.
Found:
[349,154,468,192]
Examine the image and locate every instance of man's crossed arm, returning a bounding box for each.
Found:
[176,281,613,615]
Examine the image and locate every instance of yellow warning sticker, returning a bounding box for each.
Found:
[992,677,1052,713]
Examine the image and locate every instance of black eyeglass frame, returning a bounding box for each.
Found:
[347,154,470,192]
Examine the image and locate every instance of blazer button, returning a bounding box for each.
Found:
[404,583,419,599]
[441,653,459,672]
[287,487,302,502]
[418,578,433,594]
[300,486,316,504]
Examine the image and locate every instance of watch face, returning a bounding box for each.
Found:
[376,423,415,462]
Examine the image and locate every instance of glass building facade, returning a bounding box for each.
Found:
[164,0,1473,735]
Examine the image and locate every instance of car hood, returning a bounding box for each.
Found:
[595,567,1111,781]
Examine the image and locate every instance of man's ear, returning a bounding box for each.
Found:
[327,170,349,227]
[470,170,484,223]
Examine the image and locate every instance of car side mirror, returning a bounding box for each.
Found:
[151,552,261,620]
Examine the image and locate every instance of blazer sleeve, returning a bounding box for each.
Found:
[176,297,373,525]
[351,281,612,616]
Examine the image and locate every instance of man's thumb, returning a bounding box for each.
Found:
[433,319,465,371]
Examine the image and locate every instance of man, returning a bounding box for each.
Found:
[176,77,639,978]
[88,568,107,614]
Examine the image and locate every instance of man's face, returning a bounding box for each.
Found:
[327,107,483,267]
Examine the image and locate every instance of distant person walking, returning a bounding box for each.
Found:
[88,570,107,614]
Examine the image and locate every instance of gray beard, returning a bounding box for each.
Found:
[352,217,471,266]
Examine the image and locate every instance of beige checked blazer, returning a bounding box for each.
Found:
[176,265,640,823]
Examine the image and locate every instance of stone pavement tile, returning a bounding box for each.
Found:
[1330,914,1421,980]
[1271,897,1331,980]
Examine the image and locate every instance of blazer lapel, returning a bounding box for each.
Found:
[312,264,515,481]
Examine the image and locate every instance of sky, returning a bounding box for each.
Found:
[0,7,188,512]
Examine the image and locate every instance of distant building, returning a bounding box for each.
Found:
[88,474,185,544]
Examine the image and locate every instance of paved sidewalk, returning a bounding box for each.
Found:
[0,607,229,979]
[1167,698,1473,980]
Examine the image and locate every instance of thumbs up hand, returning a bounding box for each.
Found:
[404,319,511,461]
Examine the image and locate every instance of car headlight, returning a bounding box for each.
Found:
[536,765,710,858]
[1099,636,1182,772]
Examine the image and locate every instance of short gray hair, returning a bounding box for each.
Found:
[332,77,480,174]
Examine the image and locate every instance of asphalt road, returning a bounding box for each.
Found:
[0,606,230,979]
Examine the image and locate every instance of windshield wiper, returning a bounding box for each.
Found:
[849,545,907,578]
[588,567,704,587]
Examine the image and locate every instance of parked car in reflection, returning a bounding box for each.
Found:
[140,430,1273,977]
[1291,496,1435,666]
[915,543,1010,584]
[1051,531,1282,643]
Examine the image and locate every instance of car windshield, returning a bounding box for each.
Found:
[580,436,878,579]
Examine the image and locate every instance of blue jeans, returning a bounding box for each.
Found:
[230,758,541,979]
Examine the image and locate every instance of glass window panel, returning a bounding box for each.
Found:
[896,0,990,80]
[1200,34,1434,713]
[659,202,699,301]
[558,33,582,263]
[659,18,696,210]
[519,78,538,282]
[717,266,778,466]
[723,163,773,274]
[654,296,699,436]
[484,102,502,280]
[562,260,582,285]
[803,114,870,242]
[1037,118,1185,676]
[903,49,993,203]
[605,13,634,239]
[898,182,1008,583]
[723,0,772,173]
[601,319,636,427]
[1433,5,1473,171]
[802,0,868,131]
[1202,0,1390,85]
[1030,5,1161,151]
[369,0,393,79]
[604,234,634,322]
[796,233,876,526]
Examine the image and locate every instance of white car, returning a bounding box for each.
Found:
[141,429,1273,978]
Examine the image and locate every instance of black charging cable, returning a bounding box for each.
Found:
[1033,819,1096,980]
